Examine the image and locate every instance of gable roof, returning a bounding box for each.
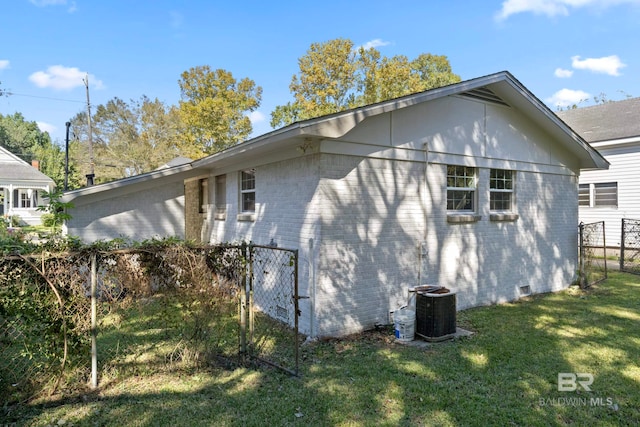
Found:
[0,145,56,184]
[63,71,608,202]
[556,97,640,144]
[193,70,608,171]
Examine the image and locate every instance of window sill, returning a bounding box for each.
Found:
[490,213,519,222]
[237,213,256,222]
[447,214,481,224]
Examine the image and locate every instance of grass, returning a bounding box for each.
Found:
[5,272,640,426]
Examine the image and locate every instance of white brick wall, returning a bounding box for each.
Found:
[66,180,186,242]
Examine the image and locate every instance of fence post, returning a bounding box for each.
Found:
[239,245,247,356]
[248,245,254,353]
[579,222,586,288]
[90,253,98,389]
[620,219,625,271]
[293,249,300,376]
[602,221,607,280]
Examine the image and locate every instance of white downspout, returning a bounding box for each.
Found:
[418,141,430,287]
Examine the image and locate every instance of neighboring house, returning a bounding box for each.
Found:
[63,71,608,338]
[557,98,640,248]
[0,145,55,225]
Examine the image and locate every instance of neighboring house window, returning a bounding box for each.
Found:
[579,182,618,208]
[240,170,255,212]
[594,182,617,208]
[490,169,514,211]
[578,184,590,207]
[16,189,36,208]
[198,178,209,214]
[215,174,226,216]
[446,165,476,212]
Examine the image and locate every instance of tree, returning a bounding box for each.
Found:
[178,66,262,158]
[0,113,76,189]
[270,38,461,128]
[70,96,183,184]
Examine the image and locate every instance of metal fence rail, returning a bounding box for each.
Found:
[620,218,640,275]
[578,221,608,288]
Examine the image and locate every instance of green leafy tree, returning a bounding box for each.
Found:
[37,188,74,232]
[70,96,183,184]
[0,113,77,189]
[271,38,461,128]
[178,66,262,158]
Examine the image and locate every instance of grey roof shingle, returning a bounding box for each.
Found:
[0,161,55,182]
[556,97,640,143]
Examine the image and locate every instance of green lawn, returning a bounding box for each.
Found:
[6,272,640,426]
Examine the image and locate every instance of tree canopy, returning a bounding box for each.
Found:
[70,96,182,184]
[271,38,461,128]
[178,66,262,158]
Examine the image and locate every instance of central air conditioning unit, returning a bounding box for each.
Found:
[412,285,457,341]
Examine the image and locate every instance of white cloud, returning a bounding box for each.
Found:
[0,60,9,70]
[37,121,56,134]
[571,55,626,76]
[29,65,104,91]
[248,111,266,124]
[495,0,640,21]
[554,68,573,78]
[29,0,76,13]
[546,88,591,107]
[359,39,391,50]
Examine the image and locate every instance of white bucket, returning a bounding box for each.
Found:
[394,307,415,342]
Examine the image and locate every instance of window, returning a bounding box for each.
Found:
[240,170,255,212]
[490,169,514,211]
[15,189,36,208]
[578,184,590,207]
[215,174,226,217]
[198,178,209,214]
[594,182,617,207]
[579,182,618,208]
[446,166,476,211]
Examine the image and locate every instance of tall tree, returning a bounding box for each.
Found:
[178,66,262,158]
[70,96,182,184]
[0,112,79,189]
[271,38,461,128]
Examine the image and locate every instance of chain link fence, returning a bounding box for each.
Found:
[578,221,608,288]
[1,242,301,405]
[620,218,640,274]
[243,244,302,375]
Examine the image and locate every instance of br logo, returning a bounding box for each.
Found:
[558,373,594,391]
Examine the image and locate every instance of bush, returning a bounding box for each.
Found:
[41,213,56,228]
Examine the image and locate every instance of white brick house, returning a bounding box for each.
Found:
[63,71,607,338]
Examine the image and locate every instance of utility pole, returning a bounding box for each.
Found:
[83,74,95,186]
[64,121,71,190]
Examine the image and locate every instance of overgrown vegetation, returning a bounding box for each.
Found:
[0,237,244,407]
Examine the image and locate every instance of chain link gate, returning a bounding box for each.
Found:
[620,218,640,274]
[578,221,608,288]
[239,244,303,376]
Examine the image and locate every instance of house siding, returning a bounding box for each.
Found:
[578,144,640,247]
[65,180,186,242]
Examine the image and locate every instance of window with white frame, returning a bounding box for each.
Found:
[17,189,36,208]
[240,170,255,212]
[198,178,209,214]
[490,169,514,211]
[446,165,476,212]
[579,182,618,208]
[215,174,226,216]
[594,182,617,207]
[578,184,590,207]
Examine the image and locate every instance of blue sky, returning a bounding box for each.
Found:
[1,0,639,143]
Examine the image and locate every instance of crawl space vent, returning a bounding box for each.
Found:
[519,285,531,296]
